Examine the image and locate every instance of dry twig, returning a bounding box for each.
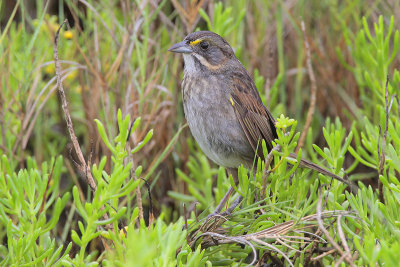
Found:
[189,208,352,265]
[316,188,354,266]
[311,248,336,261]
[200,232,258,266]
[54,20,97,192]
[378,76,395,204]
[54,20,112,233]
[296,21,317,153]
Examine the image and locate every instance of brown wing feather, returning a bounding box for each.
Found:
[230,75,277,161]
[229,72,355,188]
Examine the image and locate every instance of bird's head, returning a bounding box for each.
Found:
[168,31,235,73]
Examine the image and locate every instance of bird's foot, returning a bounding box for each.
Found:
[205,211,227,222]
[205,195,244,223]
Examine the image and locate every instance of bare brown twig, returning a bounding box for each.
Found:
[54,20,97,192]
[335,215,352,267]
[54,20,113,234]
[378,76,394,204]
[189,208,351,266]
[296,21,317,153]
[311,248,336,261]
[317,188,354,266]
[200,232,258,266]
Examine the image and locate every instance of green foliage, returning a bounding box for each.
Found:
[311,118,354,175]
[69,110,148,265]
[342,16,400,265]
[105,218,208,266]
[346,182,400,265]
[199,1,246,37]
[338,15,400,121]
[82,111,202,266]
[169,147,228,213]
[199,0,246,58]
[0,11,81,162]
[0,156,71,266]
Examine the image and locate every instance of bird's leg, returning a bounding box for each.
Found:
[221,193,243,216]
[207,168,243,220]
[212,186,235,215]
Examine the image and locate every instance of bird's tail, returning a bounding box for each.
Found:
[289,153,355,190]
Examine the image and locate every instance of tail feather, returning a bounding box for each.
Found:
[288,153,355,189]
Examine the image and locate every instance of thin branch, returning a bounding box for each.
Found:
[296,21,317,153]
[54,20,112,233]
[311,248,336,261]
[183,203,188,230]
[276,237,301,252]
[396,95,400,122]
[194,203,199,222]
[337,215,352,264]
[201,232,258,266]
[317,188,354,266]
[252,237,294,267]
[194,209,351,246]
[378,76,390,203]
[54,20,97,192]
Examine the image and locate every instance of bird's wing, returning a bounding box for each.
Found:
[228,73,356,188]
[229,75,277,160]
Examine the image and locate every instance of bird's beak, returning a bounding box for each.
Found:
[168,41,192,54]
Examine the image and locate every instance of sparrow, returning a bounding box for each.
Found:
[169,31,351,216]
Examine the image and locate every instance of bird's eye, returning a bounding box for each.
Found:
[200,41,209,50]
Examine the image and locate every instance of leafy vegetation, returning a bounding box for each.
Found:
[0,0,399,266]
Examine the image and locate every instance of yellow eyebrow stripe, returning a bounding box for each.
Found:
[189,39,202,46]
[229,97,234,106]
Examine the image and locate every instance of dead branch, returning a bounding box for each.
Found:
[253,237,294,267]
[189,209,352,265]
[317,188,354,266]
[54,20,112,233]
[54,20,97,192]
[296,21,317,153]
[378,76,395,204]
[311,248,336,261]
[199,232,258,266]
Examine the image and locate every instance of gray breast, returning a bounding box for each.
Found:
[182,74,254,168]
